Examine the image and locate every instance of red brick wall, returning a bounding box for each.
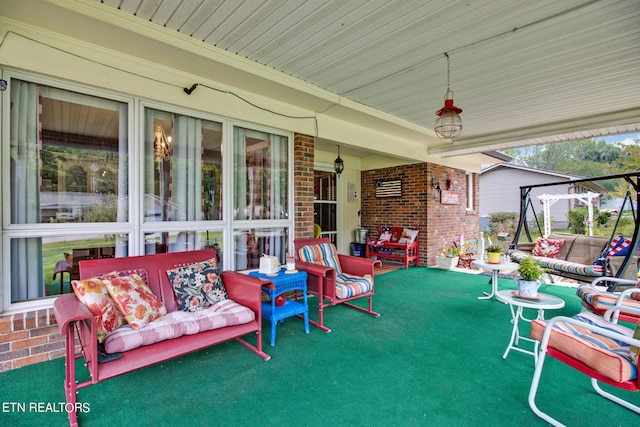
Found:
[0,308,65,372]
[362,163,479,266]
[293,133,314,239]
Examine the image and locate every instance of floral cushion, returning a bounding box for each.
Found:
[71,272,126,342]
[103,274,167,330]
[166,257,228,312]
[531,237,564,258]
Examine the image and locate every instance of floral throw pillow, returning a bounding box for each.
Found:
[103,274,167,330]
[531,237,564,258]
[71,272,126,342]
[166,258,228,312]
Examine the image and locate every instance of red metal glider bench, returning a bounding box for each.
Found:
[53,249,270,426]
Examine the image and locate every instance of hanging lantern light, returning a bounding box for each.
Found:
[434,53,462,140]
[334,145,344,176]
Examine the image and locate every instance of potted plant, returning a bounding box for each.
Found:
[486,244,502,264]
[435,245,460,270]
[516,256,547,297]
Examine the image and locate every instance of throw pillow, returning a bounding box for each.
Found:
[398,228,419,244]
[531,237,564,258]
[166,257,228,312]
[71,272,126,342]
[103,274,167,330]
[608,235,632,257]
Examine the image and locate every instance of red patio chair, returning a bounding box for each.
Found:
[294,238,380,332]
[528,304,640,426]
[577,276,640,324]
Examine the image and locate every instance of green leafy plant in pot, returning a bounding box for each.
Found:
[516,256,547,297]
[486,244,502,264]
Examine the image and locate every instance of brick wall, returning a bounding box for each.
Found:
[361,163,479,266]
[0,308,65,372]
[293,133,315,239]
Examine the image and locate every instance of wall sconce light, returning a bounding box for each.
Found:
[334,145,344,176]
[434,53,463,141]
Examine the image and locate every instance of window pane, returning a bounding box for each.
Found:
[234,228,289,270]
[143,230,222,264]
[10,234,128,302]
[10,79,128,224]
[233,128,288,220]
[144,108,223,222]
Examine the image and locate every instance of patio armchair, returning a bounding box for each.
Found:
[294,238,380,332]
[576,276,640,324]
[528,305,640,426]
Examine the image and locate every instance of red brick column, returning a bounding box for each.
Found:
[361,163,479,266]
[293,133,314,239]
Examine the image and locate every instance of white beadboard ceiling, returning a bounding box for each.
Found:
[4,0,640,157]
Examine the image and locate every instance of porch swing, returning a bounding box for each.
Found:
[509,172,640,284]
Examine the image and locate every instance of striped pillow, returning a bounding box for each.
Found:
[298,242,343,273]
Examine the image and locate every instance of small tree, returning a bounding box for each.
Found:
[567,207,588,234]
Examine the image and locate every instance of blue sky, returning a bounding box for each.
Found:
[601,132,639,145]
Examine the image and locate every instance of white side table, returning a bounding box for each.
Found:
[471,260,519,300]
[495,289,565,362]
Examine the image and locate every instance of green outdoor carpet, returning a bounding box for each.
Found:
[1,267,638,426]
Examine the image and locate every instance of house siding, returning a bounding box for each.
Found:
[481,168,580,229]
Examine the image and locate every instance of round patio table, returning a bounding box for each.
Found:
[495,289,565,363]
[471,259,519,300]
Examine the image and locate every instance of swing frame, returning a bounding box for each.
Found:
[511,172,640,281]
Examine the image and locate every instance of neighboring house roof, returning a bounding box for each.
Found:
[480,163,608,193]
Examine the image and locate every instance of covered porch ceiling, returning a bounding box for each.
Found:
[3,0,639,159]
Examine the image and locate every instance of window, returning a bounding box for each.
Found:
[233,127,288,220]
[10,79,128,225]
[2,75,293,309]
[143,108,222,222]
[232,126,291,269]
[5,78,129,306]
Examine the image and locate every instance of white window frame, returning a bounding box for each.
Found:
[1,70,294,313]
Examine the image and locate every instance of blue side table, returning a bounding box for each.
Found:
[249,268,309,346]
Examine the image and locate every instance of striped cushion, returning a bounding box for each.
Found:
[298,242,343,272]
[530,312,637,382]
[298,243,372,299]
[335,273,373,299]
[510,250,604,276]
[577,285,640,312]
